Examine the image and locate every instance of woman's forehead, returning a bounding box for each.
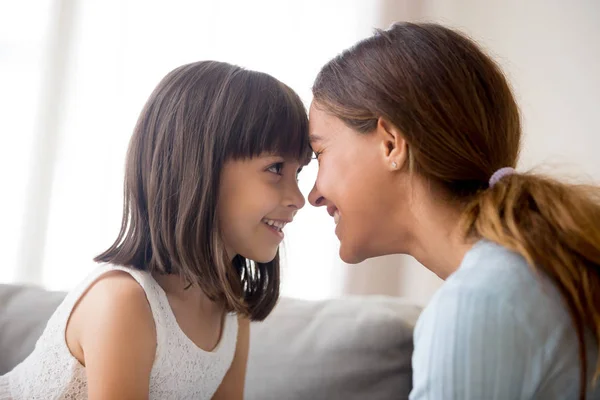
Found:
[308,107,332,137]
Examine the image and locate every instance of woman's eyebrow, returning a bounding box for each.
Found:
[309,134,323,144]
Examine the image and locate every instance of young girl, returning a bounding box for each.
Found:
[0,61,311,399]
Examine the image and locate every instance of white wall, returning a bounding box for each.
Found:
[0,1,54,283]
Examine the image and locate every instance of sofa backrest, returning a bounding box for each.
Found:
[0,284,420,399]
[246,296,420,400]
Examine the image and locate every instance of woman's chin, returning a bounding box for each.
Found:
[338,243,366,265]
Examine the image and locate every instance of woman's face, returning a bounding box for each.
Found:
[307,103,413,264]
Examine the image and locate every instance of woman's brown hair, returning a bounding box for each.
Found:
[95,61,311,321]
[312,22,600,398]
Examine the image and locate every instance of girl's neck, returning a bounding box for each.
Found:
[152,272,223,315]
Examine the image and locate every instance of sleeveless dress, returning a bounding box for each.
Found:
[0,264,238,399]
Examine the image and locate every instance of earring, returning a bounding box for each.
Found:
[392,161,398,169]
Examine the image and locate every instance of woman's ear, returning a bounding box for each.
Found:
[377,117,408,171]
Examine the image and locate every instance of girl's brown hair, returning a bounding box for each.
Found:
[96,61,311,321]
[312,22,600,398]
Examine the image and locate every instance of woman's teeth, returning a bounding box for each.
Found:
[333,211,340,225]
[262,218,286,231]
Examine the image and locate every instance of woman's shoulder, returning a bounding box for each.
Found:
[446,240,557,302]
[411,240,592,399]
[423,239,572,338]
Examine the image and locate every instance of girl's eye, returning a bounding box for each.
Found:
[267,162,284,175]
[312,150,323,160]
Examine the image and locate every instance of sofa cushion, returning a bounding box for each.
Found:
[0,284,66,374]
[245,296,421,400]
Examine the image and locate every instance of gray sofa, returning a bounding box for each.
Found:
[0,284,420,399]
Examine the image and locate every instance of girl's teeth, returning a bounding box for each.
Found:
[333,211,340,225]
[263,219,286,230]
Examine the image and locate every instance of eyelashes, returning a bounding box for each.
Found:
[267,162,284,175]
[267,162,304,181]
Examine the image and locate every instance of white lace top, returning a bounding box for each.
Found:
[0,265,238,400]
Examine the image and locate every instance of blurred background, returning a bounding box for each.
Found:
[1,0,598,305]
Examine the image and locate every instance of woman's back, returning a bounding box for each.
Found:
[411,240,600,399]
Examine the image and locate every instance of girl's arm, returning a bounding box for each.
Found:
[212,316,250,400]
[66,271,156,400]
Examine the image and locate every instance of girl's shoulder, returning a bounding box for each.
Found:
[67,268,156,344]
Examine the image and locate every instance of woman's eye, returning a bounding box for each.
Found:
[312,150,323,161]
[267,162,284,175]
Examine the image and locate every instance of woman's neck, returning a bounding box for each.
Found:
[404,195,476,280]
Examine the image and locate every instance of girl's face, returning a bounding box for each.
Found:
[307,103,414,264]
[218,154,306,262]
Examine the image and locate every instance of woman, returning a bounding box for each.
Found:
[308,22,600,399]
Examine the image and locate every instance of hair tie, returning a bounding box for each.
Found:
[489,167,515,188]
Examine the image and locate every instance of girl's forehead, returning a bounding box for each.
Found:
[264,151,312,165]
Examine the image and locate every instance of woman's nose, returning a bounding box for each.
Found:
[308,182,326,207]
